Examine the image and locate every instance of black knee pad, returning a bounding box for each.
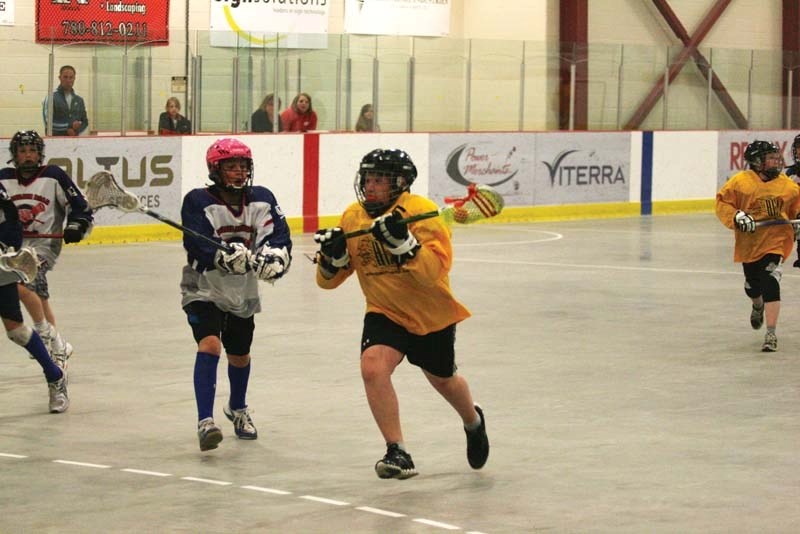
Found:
[744,280,760,299]
[762,268,781,302]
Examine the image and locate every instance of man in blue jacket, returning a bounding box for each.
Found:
[43,65,88,136]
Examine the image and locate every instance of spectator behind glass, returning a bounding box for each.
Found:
[355,104,380,132]
[280,92,317,132]
[251,94,283,133]
[158,97,192,135]
[43,65,88,136]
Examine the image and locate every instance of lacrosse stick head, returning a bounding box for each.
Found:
[0,247,39,284]
[443,184,504,224]
[86,171,140,212]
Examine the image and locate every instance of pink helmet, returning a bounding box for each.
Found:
[206,138,253,190]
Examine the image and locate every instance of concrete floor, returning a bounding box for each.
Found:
[1,213,799,533]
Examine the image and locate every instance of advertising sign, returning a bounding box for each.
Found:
[210,0,329,35]
[0,0,15,26]
[46,137,182,226]
[716,131,796,190]
[344,0,450,37]
[534,132,630,205]
[36,0,169,45]
[429,134,535,207]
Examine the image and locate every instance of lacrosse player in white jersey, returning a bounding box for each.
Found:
[0,131,93,371]
[181,138,292,451]
[0,183,69,413]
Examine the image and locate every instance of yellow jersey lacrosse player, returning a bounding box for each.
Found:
[313,148,489,479]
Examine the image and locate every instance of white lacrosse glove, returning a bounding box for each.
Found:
[214,242,251,275]
[734,210,756,233]
[252,246,290,282]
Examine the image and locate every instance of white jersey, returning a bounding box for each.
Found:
[180,185,292,318]
[0,165,93,267]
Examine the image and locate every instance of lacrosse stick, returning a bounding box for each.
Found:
[86,171,233,253]
[23,233,63,239]
[0,247,39,284]
[342,183,505,240]
[754,218,800,228]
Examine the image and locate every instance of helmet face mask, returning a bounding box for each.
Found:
[206,138,254,192]
[354,149,417,217]
[744,140,783,181]
[9,130,45,173]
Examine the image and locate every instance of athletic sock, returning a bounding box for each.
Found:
[767,326,776,334]
[465,412,482,431]
[28,332,62,382]
[228,361,251,411]
[194,352,219,421]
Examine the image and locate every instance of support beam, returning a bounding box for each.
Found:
[783,0,800,129]
[624,0,732,130]
[559,0,588,130]
[650,0,746,129]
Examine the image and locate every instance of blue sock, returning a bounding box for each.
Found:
[228,361,251,410]
[194,352,219,421]
[27,331,62,383]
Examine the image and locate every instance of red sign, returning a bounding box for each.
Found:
[36,0,169,45]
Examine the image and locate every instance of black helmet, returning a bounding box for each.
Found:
[792,134,800,164]
[354,149,417,217]
[8,130,45,168]
[744,140,782,180]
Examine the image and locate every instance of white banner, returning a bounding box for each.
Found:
[429,134,535,207]
[46,137,183,226]
[210,0,329,35]
[0,0,15,26]
[344,0,450,37]
[209,31,328,49]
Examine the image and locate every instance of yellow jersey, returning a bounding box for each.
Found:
[715,170,800,263]
[316,192,471,335]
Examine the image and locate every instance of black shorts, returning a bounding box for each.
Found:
[742,253,782,300]
[361,312,457,378]
[183,301,255,356]
[0,283,23,322]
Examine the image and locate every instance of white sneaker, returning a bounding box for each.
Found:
[762,331,778,352]
[30,327,54,360]
[197,418,223,451]
[48,371,69,413]
[52,341,73,371]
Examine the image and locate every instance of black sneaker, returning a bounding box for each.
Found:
[750,305,764,330]
[223,403,258,440]
[465,405,489,469]
[375,443,418,479]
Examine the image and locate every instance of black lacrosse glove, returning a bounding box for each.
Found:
[313,228,350,275]
[370,209,420,264]
[63,219,89,244]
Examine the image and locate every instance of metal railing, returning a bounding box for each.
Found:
[4,27,800,138]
